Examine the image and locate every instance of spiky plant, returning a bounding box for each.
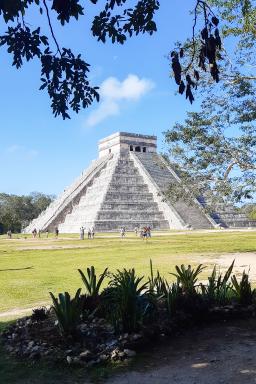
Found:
[78,266,108,297]
[166,282,182,315]
[49,288,83,336]
[231,270,255,306]
[104,268,149,333]
[201,260,235,305]
[171,264,205,295]
[148,259,168,297]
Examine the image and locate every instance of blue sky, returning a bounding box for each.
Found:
[0,1,199,196]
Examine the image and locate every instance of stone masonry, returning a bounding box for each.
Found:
[24,132,254,233]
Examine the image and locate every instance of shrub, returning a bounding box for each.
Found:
[165,282,182,315]
[103,269,149,333]
[201,261,235,306]
[148,259,168,297]
[171,264,205,296]
[231,271,255,306]
[78,266,108,297]
[31,306,48,322]
[49,288,83,336]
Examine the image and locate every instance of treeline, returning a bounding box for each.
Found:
[0,192,54,234]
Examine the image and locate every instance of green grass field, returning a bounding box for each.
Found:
[0,230,256,314]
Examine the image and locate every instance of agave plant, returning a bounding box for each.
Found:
[171,264,205,295]
[148,259,168,297]
[201,261,235,305]
[78,266,108,297]
[49,288,83,336]
[104,268,149,333]
[231,270,255,306]
[165,282,182,315]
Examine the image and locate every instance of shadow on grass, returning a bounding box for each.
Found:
[0,267,33,272]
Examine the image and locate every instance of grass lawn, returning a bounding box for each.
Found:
[0,230,256,314]
[0,229,256,384]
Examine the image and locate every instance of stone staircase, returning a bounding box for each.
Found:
[58,153,169,232]
[24,154,112,233]
[198,196,256,228]
[134,153,214,229]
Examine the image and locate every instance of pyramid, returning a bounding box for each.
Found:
[25,132,255,233]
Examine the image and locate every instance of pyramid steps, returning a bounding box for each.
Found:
[24,154,112,233]
[25,131,254,233]
[133,153,213,229]
[58,153,169,232]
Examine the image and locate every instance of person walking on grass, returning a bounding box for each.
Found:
[120,226,125,238]
[7,229,12,239]
[88,228,91,239]
[55,227,59,239]
[80,226,85,240]
[91,227,95,239]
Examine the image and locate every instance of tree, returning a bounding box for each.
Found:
[0,192,54,233]
[165,0,256,204]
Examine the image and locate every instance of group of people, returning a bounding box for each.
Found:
[80,226,95,240]
[6,225,152,239]
[120,225,152,239]
[137,226,151,239]
[31,227,58,238]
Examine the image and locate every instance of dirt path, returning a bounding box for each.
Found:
[0,302,49,319]
[107,318,256,384]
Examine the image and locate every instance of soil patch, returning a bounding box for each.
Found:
[108,318,256,384]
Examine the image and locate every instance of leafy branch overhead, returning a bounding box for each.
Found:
[0,0,160,119]
[170,0,222,104]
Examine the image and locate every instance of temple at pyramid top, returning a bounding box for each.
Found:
[98,132,157,157]
[24,131,255,233]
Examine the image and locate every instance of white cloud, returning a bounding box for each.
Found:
[85,74,155,127]
[6,144,22,153]
[5,145,39,160]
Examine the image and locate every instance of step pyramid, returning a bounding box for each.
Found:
[24,132,255,233]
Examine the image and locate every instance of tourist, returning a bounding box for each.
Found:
[87,228,91,239]
[142,227,148,240]
[134,226,138,236]
[80,226,85,240]
[7,229,12,239]
[91,227,95,239]
[32,228,37,238]
[38,229,41,238]
[120,226,126,238]
[46,229,49,238]
[147,226,151,238]
[55,227,59,238]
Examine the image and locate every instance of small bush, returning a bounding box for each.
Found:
[31,307,48,322]
[78,266,108,297]
[103,268,149,333]
[231,271,255,306]
[171,264,205,296]
[201,261,235,306]
[49,288,83,336]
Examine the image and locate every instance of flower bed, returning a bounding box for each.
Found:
[2,261,256,367]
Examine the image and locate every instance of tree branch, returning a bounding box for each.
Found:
[43,0,61,56]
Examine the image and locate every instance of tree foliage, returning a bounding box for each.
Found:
[0,0,159,119]
[165,1,256,204]
[0,192,54,233]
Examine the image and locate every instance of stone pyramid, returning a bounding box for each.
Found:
[25,132,254,233]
